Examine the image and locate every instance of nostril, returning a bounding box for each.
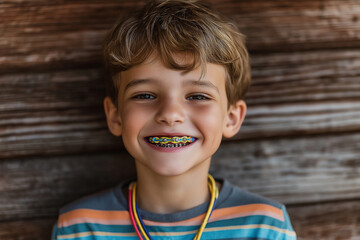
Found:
[155,103,186,125]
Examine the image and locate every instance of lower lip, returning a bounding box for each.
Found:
[144,139,197,152]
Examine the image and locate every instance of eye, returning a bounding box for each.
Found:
[187,94,210,101]
[132,93,156,100]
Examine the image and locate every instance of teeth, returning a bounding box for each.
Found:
[148,136,195,145]
[152,142,190,148]
[148,135,198,148]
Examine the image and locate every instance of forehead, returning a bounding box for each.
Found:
[119,53,227,90]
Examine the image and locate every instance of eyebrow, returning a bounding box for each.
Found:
[124,79,154,91]
[184,80,219,93]
[124,78,219,93]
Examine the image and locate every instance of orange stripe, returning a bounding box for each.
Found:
[212,204,283,221]
[58,209,130,227]
[58,204,283,227]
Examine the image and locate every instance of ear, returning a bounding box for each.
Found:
[222,100,247,138]
[103,96,122,136]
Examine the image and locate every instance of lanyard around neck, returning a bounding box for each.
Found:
[128,174,219,240]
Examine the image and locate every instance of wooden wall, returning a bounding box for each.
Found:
[1,0,360,239]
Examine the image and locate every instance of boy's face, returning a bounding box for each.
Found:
[104,54,246,177]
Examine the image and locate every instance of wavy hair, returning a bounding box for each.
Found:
[103,0,251,106]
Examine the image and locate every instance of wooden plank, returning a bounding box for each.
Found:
[240,48,360,139]
[0,151,135,221]
[1,49,360,158]
[0,218,55,240]
[0,1,141,73]
[287,200,360,240]
[248,49,360,105]
[241,100,360,139]
[1,133,359,220]
[219,0,360,52]
[0,69,117,158]
[212,132,360,205]
[1,0,360,73]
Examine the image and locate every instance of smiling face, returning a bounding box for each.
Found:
[104,54,246,177]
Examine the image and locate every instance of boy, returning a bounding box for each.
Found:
[52,0,296,239]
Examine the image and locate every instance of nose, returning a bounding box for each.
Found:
[155,97,185,126]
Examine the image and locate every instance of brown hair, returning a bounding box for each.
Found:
[103,0,251,106]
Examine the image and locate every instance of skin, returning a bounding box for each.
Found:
[104,53,247,214]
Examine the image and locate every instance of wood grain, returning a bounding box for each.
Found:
[0,151,135,221]
[212,133,360,205]
[0,218,55,240]
[1,0,360,73]
[1,132,359,220]
[1,49,360,158]
[1,0,360,239]
[248,49,360,105]
[288,200,360,240]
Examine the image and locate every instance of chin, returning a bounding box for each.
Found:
[151,165,190,177]
[135,155,210,178]
[147,159,208,178]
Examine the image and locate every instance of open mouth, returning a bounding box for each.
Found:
[146,136,197,148]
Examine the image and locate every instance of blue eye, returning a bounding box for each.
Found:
[187,94,210,100]
[132,93,155,100]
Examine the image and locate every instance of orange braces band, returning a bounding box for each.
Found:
[148,136,196,144]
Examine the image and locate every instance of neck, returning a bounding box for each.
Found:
[135,165,210,214]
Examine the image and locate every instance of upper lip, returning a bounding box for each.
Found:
[145,132,197,138]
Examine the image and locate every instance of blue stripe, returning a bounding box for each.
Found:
[58,223,134,234]
[59,235,139,240]
[201,228,295,240]
[57,222,295,240]
[207,215,287,229]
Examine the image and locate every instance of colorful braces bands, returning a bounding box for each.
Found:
[148,136,196,144]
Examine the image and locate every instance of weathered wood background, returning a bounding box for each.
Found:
[1,0,360,239]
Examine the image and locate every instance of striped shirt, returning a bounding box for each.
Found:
[52,179,296,240]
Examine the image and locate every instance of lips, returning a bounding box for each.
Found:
[146,135,197,148]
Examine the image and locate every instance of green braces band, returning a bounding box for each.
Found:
[149,136,196,144]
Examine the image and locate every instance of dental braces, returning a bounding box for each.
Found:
[154,143,188,148]
[148,136,196,144]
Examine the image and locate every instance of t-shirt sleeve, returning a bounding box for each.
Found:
[276,205,297,240]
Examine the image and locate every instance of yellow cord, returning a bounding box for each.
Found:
[132,174,218,240]
[194,174,218,240]
[132,183,151,240]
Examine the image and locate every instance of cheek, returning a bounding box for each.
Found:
[191,104,225,138]
[121,105,153,137]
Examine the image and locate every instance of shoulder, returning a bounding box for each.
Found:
[217,179,283,209]
[214,179,297,239]
[56,181,129,230]
[60,184,126,215]
[54,182,132,237]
